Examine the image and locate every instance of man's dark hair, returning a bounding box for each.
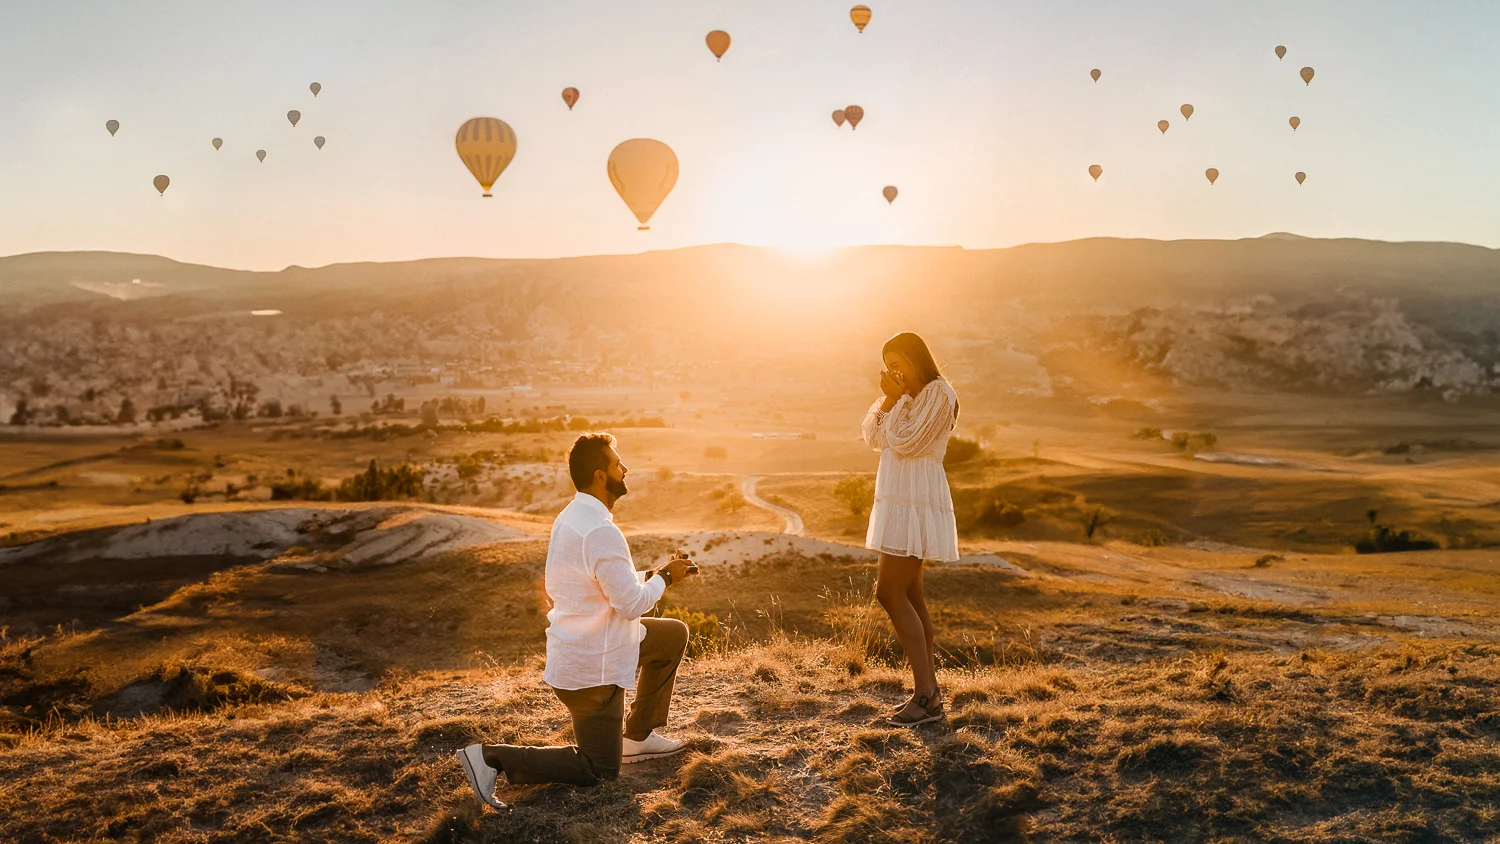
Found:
[568,433,616,491]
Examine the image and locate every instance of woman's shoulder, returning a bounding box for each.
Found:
[921,377,958,401]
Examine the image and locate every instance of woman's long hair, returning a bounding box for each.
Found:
[883,332,959,420]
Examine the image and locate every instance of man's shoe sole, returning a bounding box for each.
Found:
[454,748,508,810]
[622,746,686,764]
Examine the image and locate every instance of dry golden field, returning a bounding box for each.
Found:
[3,387,1500,842]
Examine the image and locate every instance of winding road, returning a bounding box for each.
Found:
[740,475,805,536]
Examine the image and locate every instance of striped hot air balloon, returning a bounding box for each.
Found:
[850,5,872,33]
[455,118,518,197]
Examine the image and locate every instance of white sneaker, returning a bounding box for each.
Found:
[622,731,686,764]
[454,744,508,810]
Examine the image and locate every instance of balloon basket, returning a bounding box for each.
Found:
[638,226,649,231]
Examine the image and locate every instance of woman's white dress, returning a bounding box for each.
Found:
[860,377,960,562]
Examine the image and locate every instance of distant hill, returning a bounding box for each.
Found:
[5,236,1498,320]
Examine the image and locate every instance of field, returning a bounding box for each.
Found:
[3,384,1500,842]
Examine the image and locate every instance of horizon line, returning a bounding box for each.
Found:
[2,232,1495,274]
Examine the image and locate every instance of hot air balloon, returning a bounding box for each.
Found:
[455,117,518,197]
[607,139,678,230]
[212,137,222,150]
[1289,116,1301,131]
[882,185,898,204]
[1275,45,1287,60]
[256,149,266,163]
[1180,104,1194,120]
[1295,171,1306,185]
[314,136,325,150]
[1090,68,1101,83]
[1205,168,1219,185]
[562,87,580,110]
[153,175,169,196]
[310,82,322,97]
[1088,164,1102,181]
[844,105,865,129]
[850,5,871,33]
[1158,120,1170,134]
[832,109,846,127]
[1300,66,1315,85]
[287,110,301,127]
[706,30,731,61]
[105,119,119,137]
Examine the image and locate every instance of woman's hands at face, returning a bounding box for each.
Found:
[880,369,905,400]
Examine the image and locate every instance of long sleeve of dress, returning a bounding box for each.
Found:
[864,383,955,457]
[584,525,666,620]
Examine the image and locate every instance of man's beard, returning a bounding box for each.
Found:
[606,476,628,499]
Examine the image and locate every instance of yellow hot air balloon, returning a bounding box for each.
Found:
[1289,116,1301,131]
[153,175,169,196]
[844,105,865,129]
[105,119,119,136]
[706,30,731,61]
[1090,68,1101,83]
[607,139,678,230]
[1158,120,1170,134]
[1088,164,1102,181]
[256,149,266,162]
[314,136,325,150]
[1275,45,1286,60]
[1300,66,1315,85]
[1295,171,1306,185]
[562,87,580,110]
[882,185,898,204]
[1205,168,1219,185]
[310,82,322,97]
[832,109,846,127]
[1180,104,1194,120]
[212,137,222,150]
[287,110,301,127]
[850,5,871,33]
[455,117,518,197]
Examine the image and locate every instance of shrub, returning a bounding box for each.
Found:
[659,607,724,656]
[1132,426,1163,440]
[975,498,1026,528]
[336,460,424,502]
[270,472,329,501]
[833,474,875,517]
[719,491,747,514]
[944,436,983,467]
[1355,509,1440,554]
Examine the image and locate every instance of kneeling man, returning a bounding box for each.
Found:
[456,433,697,810]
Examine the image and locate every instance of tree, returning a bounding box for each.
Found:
[719,490,747,514]
[420,400,440,428]
[833,474,875,517]
[116,397,137,425]
[329,395,342,416]
[8,399,30,426]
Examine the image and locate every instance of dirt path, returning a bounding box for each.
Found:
[740,475,805,536]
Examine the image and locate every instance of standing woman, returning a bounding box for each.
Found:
[861,332,960,726]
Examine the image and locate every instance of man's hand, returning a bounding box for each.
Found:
[655,550,697,587]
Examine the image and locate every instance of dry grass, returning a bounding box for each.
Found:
[3,568,1500,842]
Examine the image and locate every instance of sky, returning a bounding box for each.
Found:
[1,0,1497,270]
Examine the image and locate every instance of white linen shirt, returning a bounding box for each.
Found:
[542,492,667,691]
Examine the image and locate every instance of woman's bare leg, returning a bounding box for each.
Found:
[907,570,938,686]
[876,553,938,701]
